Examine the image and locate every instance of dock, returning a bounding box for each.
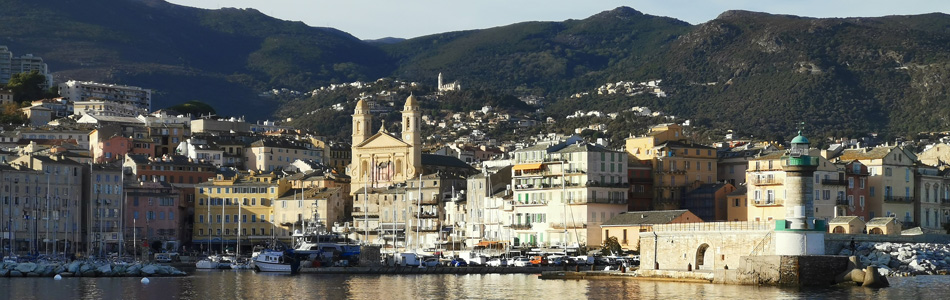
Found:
[299,266,565,275]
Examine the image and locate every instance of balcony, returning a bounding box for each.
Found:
[835,197,849,206]
[410,226,440,232]
[414,212,438,219]
[352,211,379,218]
[585,197,627,205]
[549,222,586,229]
[752,199,784,207]
[420,198,439,205]
[655,169,687,175]
[750,178,783,186]
[509,224,532,230]
[884,196,913,204]
[821,179,848,186]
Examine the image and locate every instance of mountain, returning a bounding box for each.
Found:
[4,1,950,140]
[0,0,391,118]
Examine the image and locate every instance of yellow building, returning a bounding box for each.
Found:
[744,151,843,223]
[836,146,916,225]
[274,187,348,233]
[193,171,292,253]
[625,124,717,209]
[600,210,702,252]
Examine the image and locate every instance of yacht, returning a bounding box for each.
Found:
[292,229,361,265]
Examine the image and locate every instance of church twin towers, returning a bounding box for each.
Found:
[350,95,423,192]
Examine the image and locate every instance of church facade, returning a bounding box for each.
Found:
[349,95,423,193]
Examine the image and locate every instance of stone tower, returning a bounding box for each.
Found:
[402,94,422,177]
[351,99,371,178]
[775,129,826,256]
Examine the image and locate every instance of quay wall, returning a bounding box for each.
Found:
[639,222,774,272]
[300,266,564,275]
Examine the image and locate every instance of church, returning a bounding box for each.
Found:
[348,95,475,247]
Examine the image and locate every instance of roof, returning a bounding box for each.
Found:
[829,216,860,224]
[791,133,809,144]
[687,183,729,195]
[751,151,786,161]
[728,185,747,197]
[837,146,897,161]
[654,140,716,150]
[555,143,618,154]
[421,154,471,169]
[867,217,897,226]
[601,210,698,226]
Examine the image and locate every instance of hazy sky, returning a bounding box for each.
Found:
[165,0,950,40]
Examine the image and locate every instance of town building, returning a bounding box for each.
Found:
[626,123,717,210]
[124,180,183,250]
[193,171,292,253]
[834,146,917,227]
[510,141,629,247]
[600,210,702,252]
[59,80,151,112]
[0,46,53,88]
[273,187,347,233]
[245,138,322,172]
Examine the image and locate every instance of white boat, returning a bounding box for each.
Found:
[230,257,254,270]
[195,258,219,269]
[253,250,294,272]
[196,255,232,269]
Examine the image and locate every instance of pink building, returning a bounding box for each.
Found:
[124,181,184,250]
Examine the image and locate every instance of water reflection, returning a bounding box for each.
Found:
[2,271,950,299]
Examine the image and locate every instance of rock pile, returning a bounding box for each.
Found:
[0,261,186,277]
[838,241,950,277]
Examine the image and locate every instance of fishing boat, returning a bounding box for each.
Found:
[253,250,296,272]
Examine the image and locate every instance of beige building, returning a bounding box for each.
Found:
[273,187,347,233]
[835,146,916,226]
[600,210,702,252]
[828,216,865,234]
[626,124,717,210]
[744,150,843,223]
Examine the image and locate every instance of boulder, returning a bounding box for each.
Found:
[862,266,890,288]
[909,260,926,273]
[0,269,7,277]
[847,269,866,283]
[10,270,22,277]
[141,265,158,275]
[97,264,113,276]
[126,265,141,276]
[16,262,36,273]
[67,261,81,273]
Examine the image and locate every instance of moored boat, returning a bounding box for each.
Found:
[253,250,295,272]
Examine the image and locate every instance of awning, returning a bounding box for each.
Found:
[512,163,543,171]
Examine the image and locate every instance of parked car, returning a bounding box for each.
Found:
[421,257,440,267]
[512,257,532,267]
[529,256,547,266]
[550,256,576,266]
[450,258,468,267]
[486,258,508,267]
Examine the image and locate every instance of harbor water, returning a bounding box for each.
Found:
[2,270,950,299]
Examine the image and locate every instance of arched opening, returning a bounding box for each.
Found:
[833,226,846,234]
[869,227,884,235]
[695,243,710,269]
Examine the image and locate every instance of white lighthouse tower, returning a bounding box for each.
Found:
[774,129,826,255]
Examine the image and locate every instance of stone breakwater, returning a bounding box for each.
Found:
[838,242,950,277]
[0,261,187,278]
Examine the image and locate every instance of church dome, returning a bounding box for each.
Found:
[404,94,418,108]
[356,99,369,111]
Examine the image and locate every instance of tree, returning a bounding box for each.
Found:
[602,236,622,256]
[0,102,27,125]
[166,100,217,117]
[5,70,51,102]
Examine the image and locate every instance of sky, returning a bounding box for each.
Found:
[165,0,950,40]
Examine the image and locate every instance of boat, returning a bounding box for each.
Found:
[230,257,254,270]
[293,231,360,262]
[195,256,220,269]
[195,255,232,269]
[253,250,296,272]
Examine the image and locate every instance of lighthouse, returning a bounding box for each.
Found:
[774,129,826,255]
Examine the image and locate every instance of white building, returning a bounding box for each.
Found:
[59,80,151,112]
[0,46,53,88]
[509,141,629,247]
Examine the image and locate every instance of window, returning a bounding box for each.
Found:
[859,196,865,207]
[848,178,854,189]
[860,178,865,189]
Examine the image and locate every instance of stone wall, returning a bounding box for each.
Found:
[639,227,773,271]
[736,255,848,286]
